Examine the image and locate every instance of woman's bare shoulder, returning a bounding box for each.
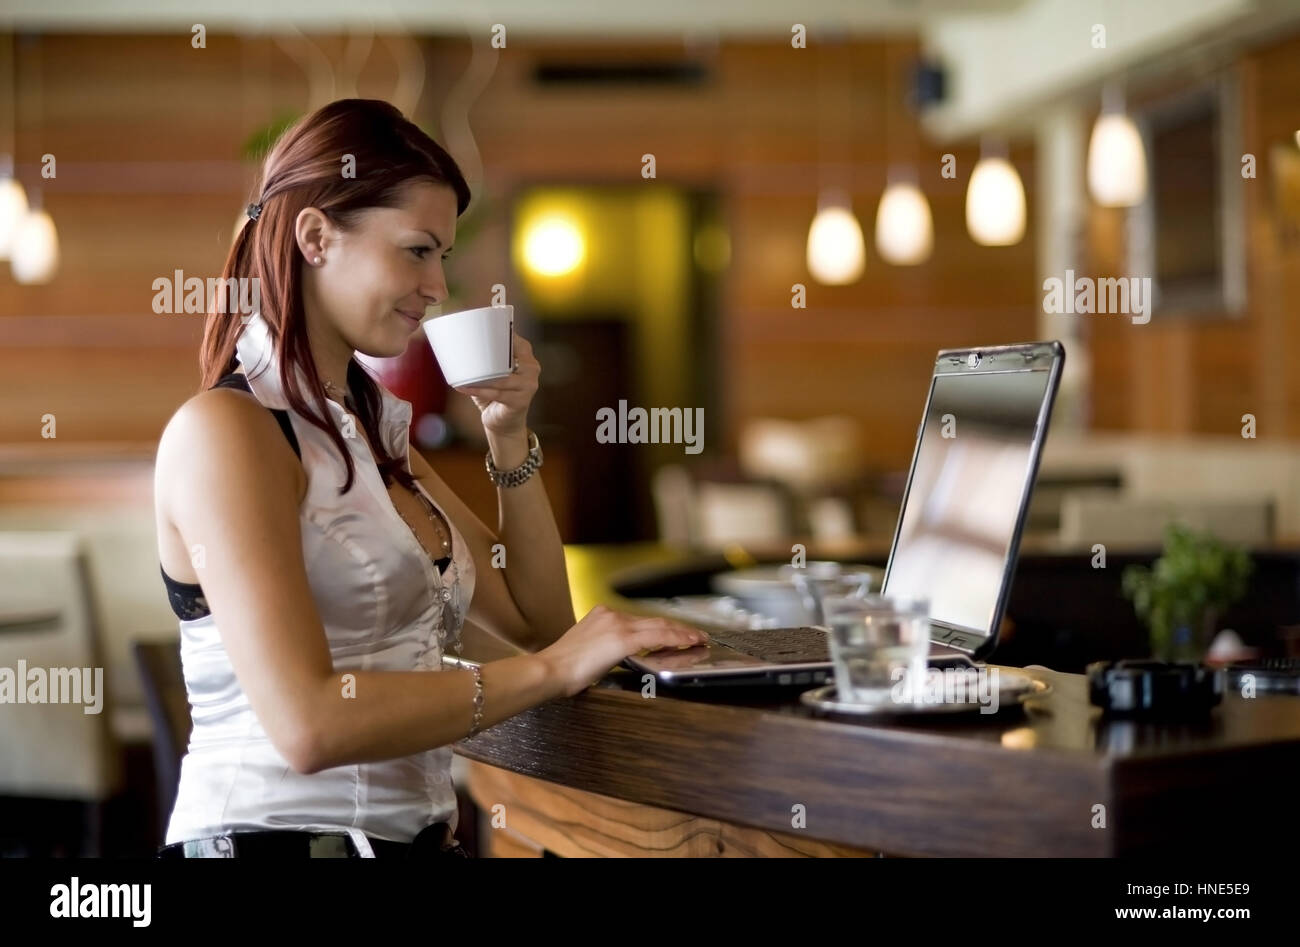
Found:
[156,387,305,508]
[160,385,273,455]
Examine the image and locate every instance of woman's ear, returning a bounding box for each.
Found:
[294,206,334,264]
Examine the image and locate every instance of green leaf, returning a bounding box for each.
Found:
[1126,521,1255,658]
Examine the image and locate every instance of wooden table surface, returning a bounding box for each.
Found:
[455,663,1299,857]
[453,544,1300,857]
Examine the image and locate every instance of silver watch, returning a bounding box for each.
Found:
[485,430,543,487]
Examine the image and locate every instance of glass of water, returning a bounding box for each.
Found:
[782,562,875,626]
[823,594,931,703]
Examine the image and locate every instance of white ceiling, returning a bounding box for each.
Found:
[0,0,1029,37]
[922,0,1300,140]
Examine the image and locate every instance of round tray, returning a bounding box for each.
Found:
[800,668,1052,717]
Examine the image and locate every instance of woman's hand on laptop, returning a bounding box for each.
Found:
[538,605,708,698]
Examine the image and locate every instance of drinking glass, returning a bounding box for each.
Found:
[782,562,875,626]
[823,594,930,703]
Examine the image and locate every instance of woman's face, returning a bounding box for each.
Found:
[302,180,459,359]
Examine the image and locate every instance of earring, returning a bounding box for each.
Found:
[313,256,323,265]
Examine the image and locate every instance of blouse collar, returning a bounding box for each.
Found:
[235,310,414,458]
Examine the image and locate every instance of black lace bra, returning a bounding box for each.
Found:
[159,371,450,621]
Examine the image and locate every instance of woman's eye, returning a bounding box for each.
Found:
[409,246,434,260]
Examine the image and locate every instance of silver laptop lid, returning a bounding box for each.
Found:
[881,342,1064,654]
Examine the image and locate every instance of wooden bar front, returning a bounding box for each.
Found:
[455,660,1300,858]
[453,546,1300,857]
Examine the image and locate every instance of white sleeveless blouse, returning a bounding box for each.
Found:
[165,310,476,845]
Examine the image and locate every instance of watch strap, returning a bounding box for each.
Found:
[485,430,543,487]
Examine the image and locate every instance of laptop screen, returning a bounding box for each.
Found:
[882,358,1055,640]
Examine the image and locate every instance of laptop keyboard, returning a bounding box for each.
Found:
[704,626,831,663]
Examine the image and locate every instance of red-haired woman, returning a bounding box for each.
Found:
[153,99,705,859]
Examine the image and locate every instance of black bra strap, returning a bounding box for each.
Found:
[211,372,302,460]
[160,562,201,591]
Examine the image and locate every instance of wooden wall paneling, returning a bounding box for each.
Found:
[1083,32,1300,442]
[6,34,1037,479]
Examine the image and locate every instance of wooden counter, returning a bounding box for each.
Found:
[454,544,1300,858]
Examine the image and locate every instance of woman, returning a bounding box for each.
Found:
[153,99,706,859]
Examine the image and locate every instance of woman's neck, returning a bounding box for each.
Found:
[304,318,354,394]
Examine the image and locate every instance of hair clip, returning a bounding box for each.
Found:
[246,202,263,221]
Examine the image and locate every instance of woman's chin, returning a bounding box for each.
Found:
[353,316,423,359]
[355,336,410,361]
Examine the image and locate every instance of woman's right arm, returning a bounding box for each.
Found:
[158,392,705,775]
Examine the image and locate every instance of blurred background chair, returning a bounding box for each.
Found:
[652,462,794,549]
[737,416,867,492]
[0,505,180,744]
[1057,493,1275,548]
[693,481,793,547]
[651,416,876,550]
[1040,434,1300,540]
[0,531,122,855]
[738,417,870,544]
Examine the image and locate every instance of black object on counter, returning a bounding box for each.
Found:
[1087,660,1224,719]
[1224,657,1300,695]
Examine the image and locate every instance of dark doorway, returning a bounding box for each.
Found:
[531,318,651,542]
[510,184,726,543]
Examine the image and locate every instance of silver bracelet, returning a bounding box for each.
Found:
[441,655,486,739]
[485,430,543,488]
[466,663,485,738]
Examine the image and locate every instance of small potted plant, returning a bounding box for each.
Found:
[1121,522,1254,663]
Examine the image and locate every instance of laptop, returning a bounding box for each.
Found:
[625,341,1065,687]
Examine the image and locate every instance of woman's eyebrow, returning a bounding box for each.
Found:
[419,229,453,252]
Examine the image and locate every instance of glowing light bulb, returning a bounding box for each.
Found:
[11,208,59,284]
[522,214,585,277]
[806,191,866,284]
[965,157,1026,246]
[875,181,933,265]
[1088,111,1148,207]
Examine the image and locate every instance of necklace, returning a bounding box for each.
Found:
[386,460,462,657]
[393,487,462,658]
[322,379,354,410]
[322,374,460,647]
[326,377,461,652]
[395,488,453,560]
[324,378,448,547]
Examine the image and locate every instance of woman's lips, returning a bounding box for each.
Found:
[396,309,422,327]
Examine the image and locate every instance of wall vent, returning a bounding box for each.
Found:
[532,61,709,88]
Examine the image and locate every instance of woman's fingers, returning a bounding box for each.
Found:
[630,617,707,651]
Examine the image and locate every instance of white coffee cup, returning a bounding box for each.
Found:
[422,305,515,387]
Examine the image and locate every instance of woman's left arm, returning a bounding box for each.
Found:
[409,445,575,652]
[409,331,576,652]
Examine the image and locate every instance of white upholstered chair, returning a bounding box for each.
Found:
[0,531,123,806]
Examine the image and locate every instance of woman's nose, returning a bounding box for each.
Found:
[420,278,447,309]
